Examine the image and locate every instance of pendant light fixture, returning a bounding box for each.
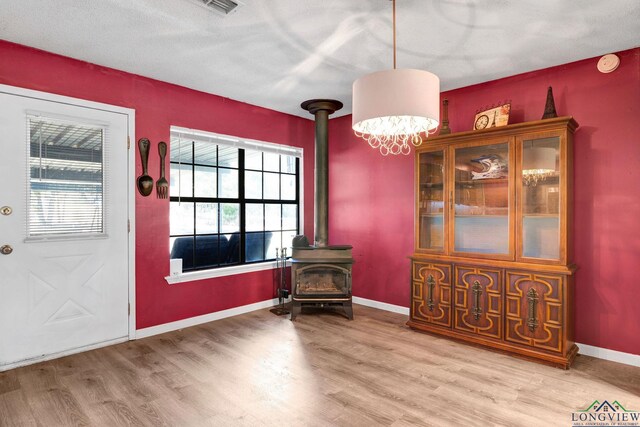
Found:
[352,0,440,156]
[522,146,557,186]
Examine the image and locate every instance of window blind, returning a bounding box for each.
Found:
[170,126,302,158]
[27,117,105,237]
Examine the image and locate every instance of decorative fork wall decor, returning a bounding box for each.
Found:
[156,141,168,199]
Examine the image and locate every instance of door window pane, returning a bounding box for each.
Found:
[28,119,104,237]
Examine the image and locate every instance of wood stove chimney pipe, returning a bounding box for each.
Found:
[301,99,343,247]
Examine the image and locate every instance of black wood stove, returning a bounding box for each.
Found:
[290,99,354,320]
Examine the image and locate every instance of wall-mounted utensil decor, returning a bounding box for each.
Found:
[136,138,153,196]
[156,141,168,199]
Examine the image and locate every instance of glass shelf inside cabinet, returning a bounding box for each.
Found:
[522,137,560,259]
[454,142,509,254]
[418,150,444,250]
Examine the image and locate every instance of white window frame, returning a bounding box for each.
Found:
[165,126,304,284]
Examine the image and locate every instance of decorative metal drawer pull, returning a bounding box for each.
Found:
[472,280,483,320]
[527,288,539,332]
[426,274,436,311]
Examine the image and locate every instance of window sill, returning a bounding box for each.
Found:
[164,260,290,285]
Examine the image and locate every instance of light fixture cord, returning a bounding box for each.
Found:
[392,0,397,69]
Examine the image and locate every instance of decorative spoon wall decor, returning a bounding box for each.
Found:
[136,138,153,196]
[156,141,168,199]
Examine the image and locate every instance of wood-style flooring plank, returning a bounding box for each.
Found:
[1,304,639,427]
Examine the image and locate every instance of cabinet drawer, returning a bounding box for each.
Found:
[505,271,564,353]
[411,262,451,328]
[453,265,503,340]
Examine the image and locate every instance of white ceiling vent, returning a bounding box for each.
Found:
[191,0,242,16]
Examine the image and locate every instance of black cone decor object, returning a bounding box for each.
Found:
[541,86,558,119]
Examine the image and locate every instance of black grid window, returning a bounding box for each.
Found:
[169,133,300,272]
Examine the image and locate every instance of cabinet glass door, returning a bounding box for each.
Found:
[453,142,510,255]
[522,137,560,259]
[418,150,445,250]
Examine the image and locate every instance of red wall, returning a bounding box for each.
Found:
[328,48,640,355]
[0,40,315,329]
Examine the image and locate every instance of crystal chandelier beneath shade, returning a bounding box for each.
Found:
[522,146,556,186]
[352,0,440,156]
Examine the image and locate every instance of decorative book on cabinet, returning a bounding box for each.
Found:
[408,116,578,368]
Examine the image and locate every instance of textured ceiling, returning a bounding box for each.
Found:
[0,0,638,119]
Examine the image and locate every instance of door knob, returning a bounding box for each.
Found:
[0,206,11,216]
[1,245,13,255]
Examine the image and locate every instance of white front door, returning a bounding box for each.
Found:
[0,88,132,370]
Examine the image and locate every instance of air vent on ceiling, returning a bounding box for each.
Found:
[196,0,242,16]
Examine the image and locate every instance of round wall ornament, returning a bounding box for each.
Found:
[597,54,620,73]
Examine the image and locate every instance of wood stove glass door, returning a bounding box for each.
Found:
[295,264,350,296]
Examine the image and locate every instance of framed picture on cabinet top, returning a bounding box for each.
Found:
[473,103,511,130]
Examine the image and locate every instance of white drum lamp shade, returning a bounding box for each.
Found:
[523,147,556,171]
[352,68,440,155]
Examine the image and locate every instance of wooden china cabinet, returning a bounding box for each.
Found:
[408,116,578,368]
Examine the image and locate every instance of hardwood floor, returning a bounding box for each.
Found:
[1,304,639,426]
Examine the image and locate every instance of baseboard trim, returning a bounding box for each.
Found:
[353,296,640,368]
[576,343,640,367]
[0,336,129,372]
[136,298,285,339]
[353,296,410,315]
